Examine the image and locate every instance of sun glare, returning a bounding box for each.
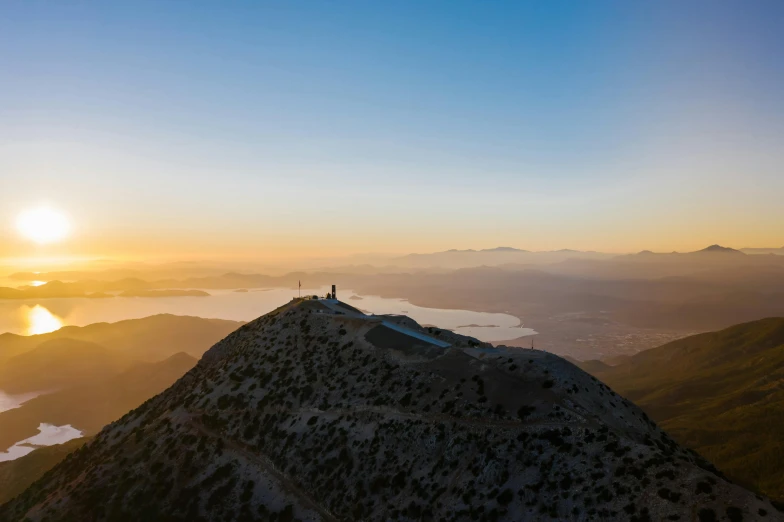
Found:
[16,207,71,245]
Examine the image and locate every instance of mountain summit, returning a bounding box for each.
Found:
[696,244,743,254]
[2,299,777,521]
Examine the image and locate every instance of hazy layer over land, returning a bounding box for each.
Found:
[6,245,784,361]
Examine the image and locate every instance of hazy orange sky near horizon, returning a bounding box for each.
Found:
[2,2,783,265]
[2,209,782,268]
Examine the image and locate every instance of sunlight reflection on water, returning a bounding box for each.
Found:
[24,304,63,335]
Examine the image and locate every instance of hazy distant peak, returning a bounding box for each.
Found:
[630,245,744,256]
[479,246,528,252]
[162,351,199,365]
[695,244,743,254]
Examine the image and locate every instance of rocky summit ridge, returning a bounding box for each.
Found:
[1,298,780,521]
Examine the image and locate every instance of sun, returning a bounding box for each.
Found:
[16,207,71,245]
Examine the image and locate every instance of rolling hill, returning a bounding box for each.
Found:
[0,352,199,453]
[0,339,130,394]
[584,318,784,501]
[0,314,243,364]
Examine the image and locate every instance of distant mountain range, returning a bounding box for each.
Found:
[625,244,745,259]
[581,317,784,501]
[392,248,616,269]
[538,244,784,282]
[4,245,784,302]
[741,247,784,255]
[392,244,784,270]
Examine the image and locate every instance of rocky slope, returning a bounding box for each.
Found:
[2,299,780,521]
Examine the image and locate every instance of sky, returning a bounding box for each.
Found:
[1,1,783,263]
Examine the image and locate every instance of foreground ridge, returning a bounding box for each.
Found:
[2,298,780,521]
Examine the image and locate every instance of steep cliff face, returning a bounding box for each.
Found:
[2,299,779,521]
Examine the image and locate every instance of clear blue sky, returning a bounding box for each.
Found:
[1,1,783,260]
